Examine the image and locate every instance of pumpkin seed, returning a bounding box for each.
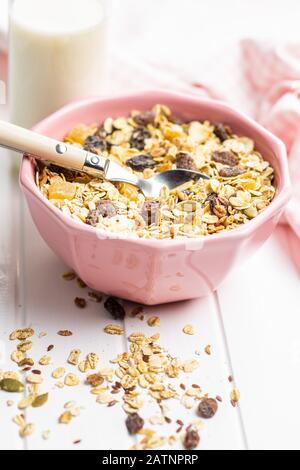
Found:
[32,393,48,408]
[0,378,25,393]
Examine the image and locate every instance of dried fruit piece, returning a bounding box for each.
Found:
[84,134,108,153]
[141,200,160,226]
[183,427,200,450]
[125,412,144,435]
[86,374,104,387]
[48,181,77,200]
[213,123,232,142]
[57,330,73,337]
[74,297,86,309]
[212,150,238,167]
[86,200,117,226]
[63,271,76,281]
[198,398,218,419]
[48,165,79,182]
[133,111,155,127]
[27,374,43,385]
[59,411,73,424]
[129,127,150,150]
[0,378,24,393]
[219,166,246,178]
[176,152,196,170]
[18,358,34,367]
[32,393,48,408]
[104,297,126,320]
[230,388,240,404]
[126,154,156,171]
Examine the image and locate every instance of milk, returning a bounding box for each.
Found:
[9,0,107,128]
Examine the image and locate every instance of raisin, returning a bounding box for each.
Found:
[104,297,126,320]
[84,134,108,153]
[219,166,246,178]
[213,123,232,142]
[133,111,155,127]
[212,151,238,167]
[205,192,219,211]
[126,154,156,172]
[198,398,218,419]
[176,152,196,170]
[48,164,79,182]
[129,127,150,150]
[86,200,117,226]
[183,427,200,450]
[74,297,86,309]
[125,412,144,435]
[141,200,160,226]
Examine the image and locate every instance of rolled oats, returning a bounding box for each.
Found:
[68,348,81,365]
[183,324,194,335]
[52,367,65,379]
[39,355,52,366]
[104,324,124,335]
[37,105,275,239]
[147,316,160,327]
[64,373,80,387]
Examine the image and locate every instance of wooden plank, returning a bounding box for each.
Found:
[20,204,133,450]
[124,297,246,450]
[218,227,300,450]
[0,148,25,450]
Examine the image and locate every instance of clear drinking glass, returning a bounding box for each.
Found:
[9,0,107,128]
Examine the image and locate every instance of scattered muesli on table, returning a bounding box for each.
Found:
[0,274,240,450]
[36,105,275,239]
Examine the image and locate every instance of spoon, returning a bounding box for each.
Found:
[0,120,209,197]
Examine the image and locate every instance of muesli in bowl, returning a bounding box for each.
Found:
[37,104,276,239]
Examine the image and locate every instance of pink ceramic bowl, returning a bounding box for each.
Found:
[20,90,291,305]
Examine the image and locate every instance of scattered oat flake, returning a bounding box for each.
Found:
[20,423,35,438]
[104,324,124,335]
[183,324,194,335]
[204,345,212,355]
[38,331,47,338]
[42,429,51,440]
[39,355,52,366]
[9,328,34,341]
[64,373,80,387]
[57,330,73,337]
[52,367,65,379]
[147,316,160,327]
[62,271,76,281]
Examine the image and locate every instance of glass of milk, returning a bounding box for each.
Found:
[9,0,107,128]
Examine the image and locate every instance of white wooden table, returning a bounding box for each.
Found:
[1,0,300,452]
